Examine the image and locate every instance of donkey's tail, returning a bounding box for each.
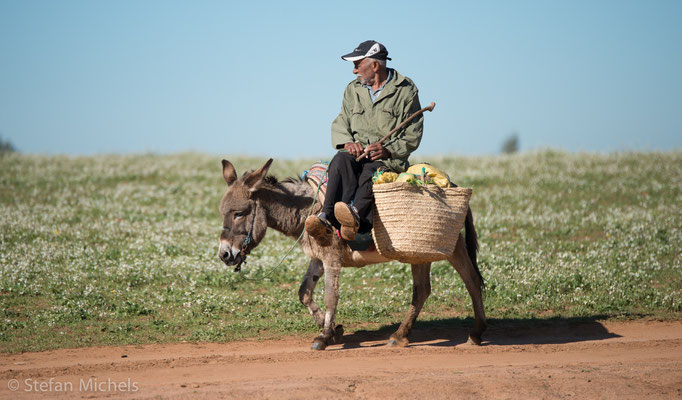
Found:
[465,206,484,286]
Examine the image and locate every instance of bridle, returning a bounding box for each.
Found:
[226,175,326,279]
[233,199,258,272]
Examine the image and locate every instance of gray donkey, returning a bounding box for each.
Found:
[217,158,486,350]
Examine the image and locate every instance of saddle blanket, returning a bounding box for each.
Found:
[301,161,329,196]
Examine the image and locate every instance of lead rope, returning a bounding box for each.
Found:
[235,179,325,281]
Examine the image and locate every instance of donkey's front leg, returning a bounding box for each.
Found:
[389,263,431,347]
[298,259,325,327]
[311,264,342,350]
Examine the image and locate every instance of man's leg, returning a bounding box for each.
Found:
[323,151,361,228]
[353,161,383,233]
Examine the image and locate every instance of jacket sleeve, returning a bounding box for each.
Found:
[383,90,423,159]
[331,84,355,149]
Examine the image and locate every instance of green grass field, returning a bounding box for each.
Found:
[1,151,680,353]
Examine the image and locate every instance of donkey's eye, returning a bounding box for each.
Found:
[234,211,245,219]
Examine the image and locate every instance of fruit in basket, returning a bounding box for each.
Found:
[406,163,451,188]
[395,172,418,184]
[372,171,399,184]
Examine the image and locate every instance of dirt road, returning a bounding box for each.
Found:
[1,319,680,399]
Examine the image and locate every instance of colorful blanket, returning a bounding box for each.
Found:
[301,161,329,195]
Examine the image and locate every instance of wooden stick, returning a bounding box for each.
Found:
[356,102,435,161]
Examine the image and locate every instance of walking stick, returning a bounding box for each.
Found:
[355,102,435,161]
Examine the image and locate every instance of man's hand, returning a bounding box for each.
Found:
[363,142,391,161]
[344,142,363,158]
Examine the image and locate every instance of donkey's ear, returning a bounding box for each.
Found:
[243,158,273,193]
[222,159,237,186]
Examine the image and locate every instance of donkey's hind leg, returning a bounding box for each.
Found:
[388,263,432,347]
[298,258,325,328]
[448,233,487,345]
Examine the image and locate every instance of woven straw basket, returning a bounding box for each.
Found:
[371,182,472,264]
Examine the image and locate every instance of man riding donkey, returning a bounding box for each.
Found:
[305,40,424,245]
[217,40,486,349]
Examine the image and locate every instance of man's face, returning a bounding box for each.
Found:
[353,58,375,86]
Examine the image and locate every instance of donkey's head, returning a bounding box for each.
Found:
[217,158,273,268]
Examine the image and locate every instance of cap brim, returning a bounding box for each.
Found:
[341,52,366,61]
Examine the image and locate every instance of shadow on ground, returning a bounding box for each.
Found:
[336,315,623,350]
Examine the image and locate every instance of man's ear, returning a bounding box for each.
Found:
[222,159,237,186]
[243,158,274,193]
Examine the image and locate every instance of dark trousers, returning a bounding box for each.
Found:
[323,151,383,234]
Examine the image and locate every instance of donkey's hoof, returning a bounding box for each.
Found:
[331,325,344,344]
[467,333,482,346]
[311,337,327,351]
[388,335,408,347]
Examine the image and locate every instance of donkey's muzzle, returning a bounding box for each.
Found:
[219,249,243,267]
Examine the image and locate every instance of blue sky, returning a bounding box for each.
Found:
[1,0,680,158]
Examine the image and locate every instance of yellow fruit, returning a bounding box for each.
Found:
[396,172,418,183]
[380,172,398,183]
[372,171,399,184]
[406,163,451,187]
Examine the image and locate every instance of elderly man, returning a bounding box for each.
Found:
[306,40,424,246]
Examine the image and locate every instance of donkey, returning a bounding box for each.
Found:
[217,158,486,350]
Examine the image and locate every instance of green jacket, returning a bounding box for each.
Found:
[331,69,423,172]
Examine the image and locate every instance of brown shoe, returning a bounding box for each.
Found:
[334,202,359,241]
[339,225,357,241]
[305,214,333,247]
